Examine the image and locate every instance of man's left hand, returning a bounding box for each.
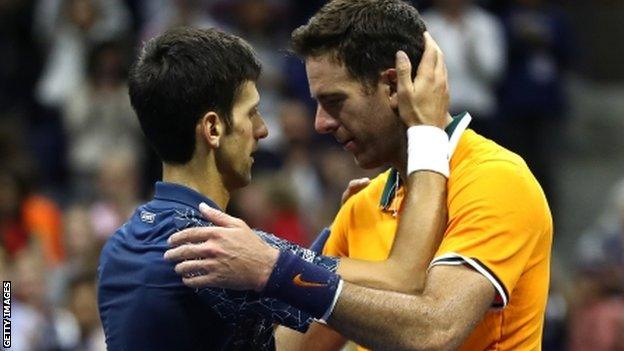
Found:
[164,203,279,292]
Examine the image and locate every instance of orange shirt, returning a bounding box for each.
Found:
[324,113,553,351]
[22,195,65,266]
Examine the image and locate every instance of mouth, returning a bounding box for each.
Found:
[250,147,258,162]
[337,138,357,152]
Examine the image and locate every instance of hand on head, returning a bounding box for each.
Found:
[392,32,450,129]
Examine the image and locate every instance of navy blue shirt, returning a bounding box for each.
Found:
[98,182,338,351]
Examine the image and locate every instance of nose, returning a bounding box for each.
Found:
[255,116,269,140]
[314,105,340,134]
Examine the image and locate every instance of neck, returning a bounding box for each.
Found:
[162,155,230,210]
[394,113,454,181]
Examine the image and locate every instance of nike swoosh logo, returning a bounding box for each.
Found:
[292,273,327,288]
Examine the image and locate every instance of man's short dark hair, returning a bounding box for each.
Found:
[129,27,261,164]
[291,0,426,88]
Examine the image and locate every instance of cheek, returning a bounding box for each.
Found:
[235,121,253,142]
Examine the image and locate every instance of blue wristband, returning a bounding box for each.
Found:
[261,250,341,319]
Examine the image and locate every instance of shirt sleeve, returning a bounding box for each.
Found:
[430,160,551,308]
[175,212,338,332]
[322,198,353,257]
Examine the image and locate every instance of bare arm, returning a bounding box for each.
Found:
[329,265,495,351]
[275,323,346,351]
[336,171,446,294]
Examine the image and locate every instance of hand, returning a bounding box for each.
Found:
[341,177,371,205]
[164,203,279,292]
[393,32,449,129]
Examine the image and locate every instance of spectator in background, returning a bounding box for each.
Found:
[231,177,311,247]
[277,100,323,226]
[62,40,141,197]
[28,0,131,191]
[9,244,81,351]
[498,0,573,206]
[570,179,624,351]
[228,0,291,152]
[89,149,142,240]
[138,0,223,44]
[0,0,43,115]
[423,0,505,140]
[68,274,106,351]
[52,204,104,305]
[0,164,65,268]
[34,0,131,108]
[264,181,310,246]
[63,205,101,273]
[568,265,624,351]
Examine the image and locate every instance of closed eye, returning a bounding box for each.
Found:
[248,106,260,118]
[320,97,345,110]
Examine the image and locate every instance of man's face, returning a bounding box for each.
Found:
[306,55,405,169]
[216,81,268,190]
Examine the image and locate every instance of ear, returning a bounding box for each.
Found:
[380,68,399,110]
[197,111,223,149]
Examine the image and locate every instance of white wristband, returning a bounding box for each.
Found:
[317,279,344,324]
[407,126,450,178]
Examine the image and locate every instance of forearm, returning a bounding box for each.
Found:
[336,171,447,294]
[325,265,495,351]
[275,324,346,351]
[386,171,447,292]
[327,282,449,351]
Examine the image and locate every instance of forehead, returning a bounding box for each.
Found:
[305,55,363,98]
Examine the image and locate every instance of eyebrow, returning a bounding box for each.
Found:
[314,92,346,101]
[248,101,260,113]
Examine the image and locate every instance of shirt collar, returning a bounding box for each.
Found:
[379,112,472,210]
[153,182,223,211]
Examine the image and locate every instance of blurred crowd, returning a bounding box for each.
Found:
[0,0,622,350]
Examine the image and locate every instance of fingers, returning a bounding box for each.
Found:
[416,32,438,81]
[182,275,215,289]
[395,50,414,108]
[168,226,215,247]
[164,239,223,261]
[199,202,242,228]
[395,50,418,120]
[174,259,209,277]
[395,50,414,95]
[428,33,446,80]
[341,177,371,204]
[349,177,371,189]
[167,225,226,248]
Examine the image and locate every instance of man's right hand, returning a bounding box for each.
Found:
[164,203,279,292]
[393,32,449,129]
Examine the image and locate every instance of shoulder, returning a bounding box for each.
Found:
[169,206,211,229]
[453,130,528,176]
[451,133,549,215]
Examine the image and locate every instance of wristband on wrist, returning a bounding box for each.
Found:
[407,125,450,178]
[261,250,342,320]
